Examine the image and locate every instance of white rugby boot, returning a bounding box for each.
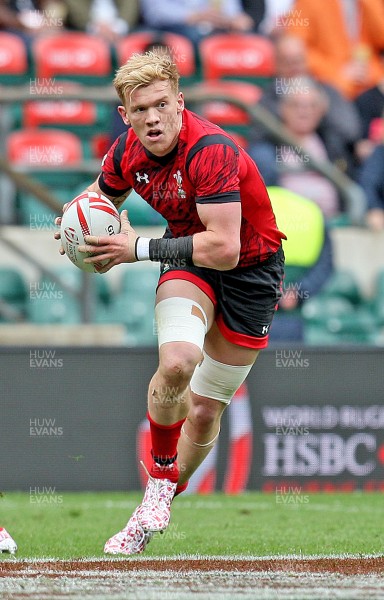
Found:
[104,507,154,555]
[0,528,17,554]
[135,462,177,533]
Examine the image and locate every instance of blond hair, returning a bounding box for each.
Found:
[113,51,180,105]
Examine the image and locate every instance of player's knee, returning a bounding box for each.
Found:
[189,399,223,435]
[159,343,202,387]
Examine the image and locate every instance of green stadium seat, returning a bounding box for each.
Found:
[97,294,156,346]
[303,324,342,346]
[27,292,81,324]
[302,295,355,324]
[95,266,158,345]
[55,266,111,306]
[302,295,376,345]
[18,188,70,228]
[120,191,167,227]
[372,270,384,326]
[320,270,362,305]
[0,267,28,322]
[26,267,113,324]
[120,265,159,300]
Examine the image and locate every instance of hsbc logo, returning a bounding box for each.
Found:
[263,433,377,477]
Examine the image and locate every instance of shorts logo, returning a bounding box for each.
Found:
[261,325,269,335]
[136,172,150,184]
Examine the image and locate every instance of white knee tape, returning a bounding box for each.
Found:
[155,297,207,350]
[190,351,253,404]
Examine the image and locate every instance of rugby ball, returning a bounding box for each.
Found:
[60,191,121,272]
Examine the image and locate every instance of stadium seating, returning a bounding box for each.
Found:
[199,33,275,86]
[318,269,363,306]
[189,80,262,138]
[0,267,28,322]
[7,127,88,225]
[8,127,83,165]
[0,32,29,85]
[31,32,112,84]
[116,31,197,83]
[373,269,384,327]
[120,190,166,227]
[302,276,377,345]
[96,265,158,346]
[97,265,159,345]
[26,267,111,325]
[120,265,159,300]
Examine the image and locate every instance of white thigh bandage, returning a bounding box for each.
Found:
[190,351,253,405]
[155,297,207,350]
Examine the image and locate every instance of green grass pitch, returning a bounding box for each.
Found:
[1,491,383,559]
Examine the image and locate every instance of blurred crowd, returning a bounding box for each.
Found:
[1,0,384,230]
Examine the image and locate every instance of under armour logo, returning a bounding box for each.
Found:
[261,325,269,335]
[136,172,150,184]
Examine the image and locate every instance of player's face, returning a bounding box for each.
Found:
[118,80,184,156]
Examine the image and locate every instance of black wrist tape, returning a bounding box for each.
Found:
[149,236,194,266]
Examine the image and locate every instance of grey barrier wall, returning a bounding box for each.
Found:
[1,347,383,493]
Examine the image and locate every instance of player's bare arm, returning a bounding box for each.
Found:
[192,201,241,270]
[78,200,241,273]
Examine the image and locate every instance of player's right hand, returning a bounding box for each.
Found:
[54,203,68,255]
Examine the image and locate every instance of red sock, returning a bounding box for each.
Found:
[147,412,185,483]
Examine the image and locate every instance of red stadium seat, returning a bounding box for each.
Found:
[32,32,112,82]
[192,80,262,126]
[7,128,83,165]
[116,32,196,78]
[199,34,275,83]
[0,32,28,83]
[23,100,97,128]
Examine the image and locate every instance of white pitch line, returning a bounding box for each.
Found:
[3,552,383,562]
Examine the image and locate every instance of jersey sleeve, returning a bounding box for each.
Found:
[98,132,132,197]
[187,140,241,204]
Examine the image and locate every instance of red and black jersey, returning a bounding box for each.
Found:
[99,108,286,267]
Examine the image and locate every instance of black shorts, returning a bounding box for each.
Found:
[158,246,285,349]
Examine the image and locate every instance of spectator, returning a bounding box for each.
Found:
[0,0,63,38]
[256,0,295,36]
[286,0,384,100]
[359,143,384,232]
[139,0,254,48]
[354,51,384,163]
[250,34,362,177]
[267,186,334,341]
[250,78,340,219]
[240,0,266,32]
[60,0,140,41]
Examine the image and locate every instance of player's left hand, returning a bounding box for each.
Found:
[79,210,139,273]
